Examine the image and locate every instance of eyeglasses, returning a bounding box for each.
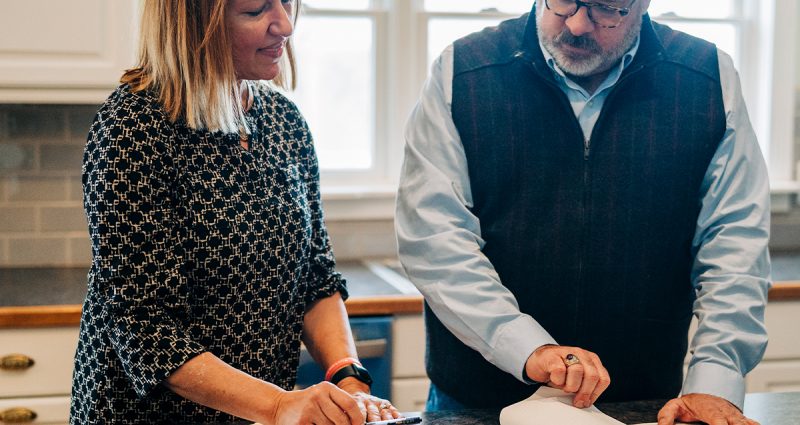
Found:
[544,0,636,29]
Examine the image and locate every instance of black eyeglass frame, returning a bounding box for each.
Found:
[543,0,637,29]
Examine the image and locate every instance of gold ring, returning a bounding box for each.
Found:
[564,354,581,367]
[379,401,391,409]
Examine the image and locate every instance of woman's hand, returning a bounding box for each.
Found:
[271,382,364,425]
[338,378,402,423]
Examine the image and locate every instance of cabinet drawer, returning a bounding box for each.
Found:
[761,301,800,360]
[392,315,426,378]
[746,360,800,393]
[0,395,70,424]
[0,327,79,398]
[391,378,430,413]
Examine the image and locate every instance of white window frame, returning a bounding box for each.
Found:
[313,0,798,219]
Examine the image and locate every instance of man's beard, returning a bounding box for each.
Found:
[537,13,642,77]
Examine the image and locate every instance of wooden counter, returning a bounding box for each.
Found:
[0,296,425,328]
[1,264,799,328]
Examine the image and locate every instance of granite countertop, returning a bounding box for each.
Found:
[0,260,424,328]
[1,253,798,328]
[411,391,800,424]
[210,391,800,425]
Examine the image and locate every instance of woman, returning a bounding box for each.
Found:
[70,0,399,423]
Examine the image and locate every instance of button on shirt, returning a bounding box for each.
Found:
[396,39,771,409]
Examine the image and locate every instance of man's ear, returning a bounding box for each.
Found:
[639,0,652,15]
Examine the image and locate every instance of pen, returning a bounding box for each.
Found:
[365,416,423,425]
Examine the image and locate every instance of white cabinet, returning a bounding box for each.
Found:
[746,300,800,392]
[391,314,429,412]
[390,300,800,413]
[0,327,79,425]
[684,300,800,393]
[0,0,140,104]
[746,360,800,392]
[0,396,71,425]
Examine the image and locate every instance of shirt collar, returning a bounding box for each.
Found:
[539,36,640,97]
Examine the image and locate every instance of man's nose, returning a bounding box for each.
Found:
[564,6,595,36]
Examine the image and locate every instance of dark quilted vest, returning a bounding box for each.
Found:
[424,10,725,408]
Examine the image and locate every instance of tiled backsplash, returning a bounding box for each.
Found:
[1,98,799,267]
[0,104,97,267]
[0,104,397,267]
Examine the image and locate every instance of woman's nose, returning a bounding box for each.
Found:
[269,5,294,37]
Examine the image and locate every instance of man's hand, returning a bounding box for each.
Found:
[338,377,401,423]
[657,393,760,425]
[524,345,610,408]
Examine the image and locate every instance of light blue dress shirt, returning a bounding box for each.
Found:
[396,35,771,409]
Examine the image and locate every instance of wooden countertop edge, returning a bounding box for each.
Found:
[768,281,800,301]
[0,296,425,329]
[0,304,82,328]
[3,284,800,329]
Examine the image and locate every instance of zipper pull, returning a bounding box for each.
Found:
[584,139,590,160]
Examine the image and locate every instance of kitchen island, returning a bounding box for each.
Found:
[413,391,800,424]
[208,391,800,424]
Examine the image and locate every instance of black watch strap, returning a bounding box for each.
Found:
[329,363,373,387]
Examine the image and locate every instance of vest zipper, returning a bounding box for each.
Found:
[522,54,660,340]
[524,63,588,338]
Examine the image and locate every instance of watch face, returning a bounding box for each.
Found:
[353,364,374,385]
[332,363,373,386]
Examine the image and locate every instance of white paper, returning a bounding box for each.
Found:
[500,387,690,425]
[500,387,625,425]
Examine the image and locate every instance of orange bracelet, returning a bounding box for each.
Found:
[325,357,361,382]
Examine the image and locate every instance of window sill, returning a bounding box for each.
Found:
[320,180,800,220]
[321,185,396,221]
[771,181,800,213]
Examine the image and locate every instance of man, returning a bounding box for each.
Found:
[396,1,770,424]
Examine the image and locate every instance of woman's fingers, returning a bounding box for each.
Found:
[324,383,363,425]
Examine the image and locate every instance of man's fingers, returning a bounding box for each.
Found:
[547,355,568,387]
[563,362,585,393]
[574,358,600,408]
[588,353,610,405]
[657,399,683,425]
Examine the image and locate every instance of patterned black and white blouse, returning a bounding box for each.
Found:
[70,84,347,423]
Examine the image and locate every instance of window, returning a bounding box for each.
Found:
[647,0,798,194]
[288,0,797,218]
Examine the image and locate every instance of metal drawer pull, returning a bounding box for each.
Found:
[0,354,35,371]
[0,407,38,423]
[355,338,387,359]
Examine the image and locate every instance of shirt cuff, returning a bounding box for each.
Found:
[491,315,558,384]
[682,361,746,410]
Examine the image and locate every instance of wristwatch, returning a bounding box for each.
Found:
[329,363,373,387]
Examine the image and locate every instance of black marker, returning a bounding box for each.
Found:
[365,416,423,425]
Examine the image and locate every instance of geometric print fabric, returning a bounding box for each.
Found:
[70,83,347,423]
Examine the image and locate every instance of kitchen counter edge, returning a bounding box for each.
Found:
[3,282,799,329]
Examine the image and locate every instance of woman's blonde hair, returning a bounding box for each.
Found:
[121,0,300,134]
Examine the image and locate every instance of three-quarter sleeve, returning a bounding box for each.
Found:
[294,115,348,305]
[83,96,206,397]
